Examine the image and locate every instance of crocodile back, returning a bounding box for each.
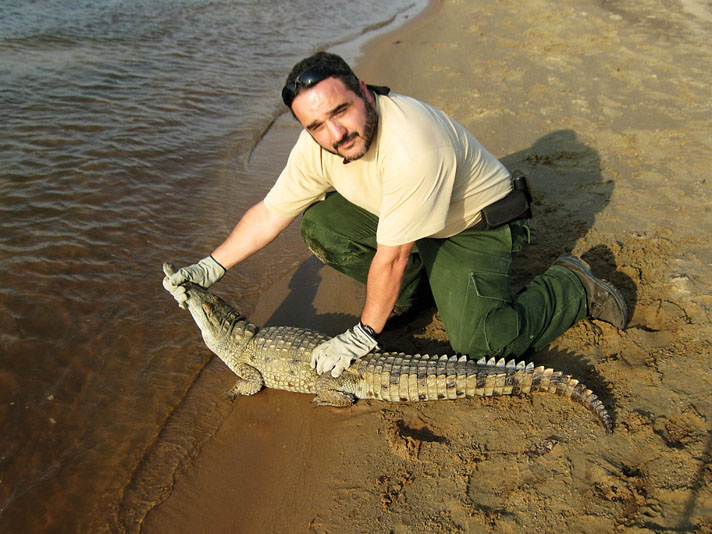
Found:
[247,325,330,393]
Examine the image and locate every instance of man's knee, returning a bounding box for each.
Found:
[300,214,333,266]
[448,304,526,359]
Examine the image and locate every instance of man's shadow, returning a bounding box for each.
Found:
[502,129,610,274]
[502,129,639,426]
[502,129,636,314]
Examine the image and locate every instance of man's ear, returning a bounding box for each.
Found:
[359,79,375,105]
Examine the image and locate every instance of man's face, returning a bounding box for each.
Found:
[291,77,378,162]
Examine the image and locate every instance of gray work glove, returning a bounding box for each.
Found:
[162,255,225,308]
[311,322,379,378]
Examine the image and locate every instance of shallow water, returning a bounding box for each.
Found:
[0,1,425,531]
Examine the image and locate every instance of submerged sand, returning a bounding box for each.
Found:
[137,0,711,532]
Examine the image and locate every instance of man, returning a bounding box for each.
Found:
[164,51,627,379]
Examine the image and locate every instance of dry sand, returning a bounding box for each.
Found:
[138,0,712,532]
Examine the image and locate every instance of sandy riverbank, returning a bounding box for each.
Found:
[139,0,712,532]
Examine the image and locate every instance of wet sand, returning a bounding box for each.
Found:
[140,0,712,532]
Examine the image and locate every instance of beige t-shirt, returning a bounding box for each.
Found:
[264,93,512,246]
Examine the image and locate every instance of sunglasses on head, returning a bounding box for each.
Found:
[281,64,350,108]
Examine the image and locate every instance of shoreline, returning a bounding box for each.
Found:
[117,4,442,533]
[139,0,712,531]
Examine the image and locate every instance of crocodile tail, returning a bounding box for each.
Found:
[527,364,613,433]
[475,356,612,433]
[462,356,613,434]
[357,353,612,433]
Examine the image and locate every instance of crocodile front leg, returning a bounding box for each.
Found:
[225,362,264,399]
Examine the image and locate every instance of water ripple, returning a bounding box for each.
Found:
[0,0,427,532]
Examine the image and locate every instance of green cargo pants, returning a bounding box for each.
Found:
[300,193,587,359]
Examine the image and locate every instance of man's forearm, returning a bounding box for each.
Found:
[361,242,414,333]
[211,201,295,270]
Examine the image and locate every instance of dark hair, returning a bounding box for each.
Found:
[282,51,361,108]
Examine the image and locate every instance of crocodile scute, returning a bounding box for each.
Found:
[163,262,613,433]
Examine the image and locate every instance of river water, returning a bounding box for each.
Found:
[0,1,426,531]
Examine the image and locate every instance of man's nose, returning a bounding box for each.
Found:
[326,119,347,141]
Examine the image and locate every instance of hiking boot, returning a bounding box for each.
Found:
[554,253,628,329]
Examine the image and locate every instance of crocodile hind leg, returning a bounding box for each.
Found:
[314,375,356,407]
[224,363,264,399]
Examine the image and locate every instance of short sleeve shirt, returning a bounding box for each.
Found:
[264,93,512,246]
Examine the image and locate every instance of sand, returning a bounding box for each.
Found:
[138,0,712,532]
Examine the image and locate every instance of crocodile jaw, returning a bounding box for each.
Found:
[182,283,253,359]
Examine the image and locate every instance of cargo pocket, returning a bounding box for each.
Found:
[456,270,520,357]
[470,270,512,304]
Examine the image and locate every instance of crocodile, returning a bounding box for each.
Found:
[163,263,612,433]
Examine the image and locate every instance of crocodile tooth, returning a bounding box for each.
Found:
[516,361,525,369]
[487,357,496,366]
[526,362,534,370]
[506,359,516,368]
[496,358,505,367]
[477,357,487,365]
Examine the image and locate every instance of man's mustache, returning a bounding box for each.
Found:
[333,132,358,151]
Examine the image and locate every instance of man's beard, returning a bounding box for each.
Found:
[331,96,378,162]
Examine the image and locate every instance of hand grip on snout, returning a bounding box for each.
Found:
[162,256,225,309]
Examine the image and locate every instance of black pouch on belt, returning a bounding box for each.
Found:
[480,170,533,229]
